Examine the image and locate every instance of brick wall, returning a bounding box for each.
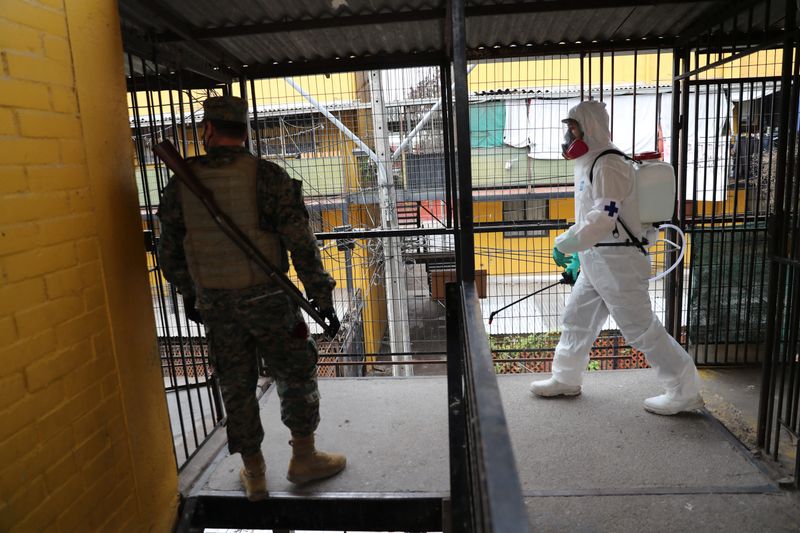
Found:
[0,1,177,530]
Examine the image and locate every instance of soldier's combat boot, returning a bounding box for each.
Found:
[239,451,267,501]
[286,433,346,484]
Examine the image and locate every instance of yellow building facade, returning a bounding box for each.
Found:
[1,1,177,530]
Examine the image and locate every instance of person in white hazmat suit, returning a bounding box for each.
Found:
[529,100,704,415]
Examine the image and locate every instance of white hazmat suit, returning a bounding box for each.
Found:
[531,100,703,415]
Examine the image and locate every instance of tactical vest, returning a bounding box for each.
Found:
[180,153,285,289]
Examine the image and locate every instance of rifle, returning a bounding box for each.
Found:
[153,140,338,339]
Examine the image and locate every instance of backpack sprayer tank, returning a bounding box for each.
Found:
[631,151,685,282]
[633,151,676,224]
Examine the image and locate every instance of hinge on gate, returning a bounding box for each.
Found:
[678,114,684,131]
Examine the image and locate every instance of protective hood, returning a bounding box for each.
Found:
[564,100,613,158]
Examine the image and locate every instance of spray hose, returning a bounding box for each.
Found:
[648,223,686,282]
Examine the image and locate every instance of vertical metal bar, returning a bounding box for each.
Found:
[154,63,202,449]
[239,75,252,152]
[785,268,800,430]
[177,74,190,157]
[444,63,461,281]
[691,83,705,360]
[588,52,592,99]
[166,74,211,439]
[250,78,262,158]
[743,80,765,365]
[773,255,789,461]
[167,77,204,429]
[599,51,604,103]
[446,282,467,533]
[632,48,638,157]
[167,80,181,147]
[758,2,796,447]
[760,79,779,454]
[732,79,748,362]
[580,52,585,101]
[611,50,615,140]
[451,0,475,283]
[177,73,222,428]
[705,84,719,363]
[441,62,455,229]
[655,48,662,153]
[666,49,683,336]
[189,87,203,157]
[715,81,732,363]
[790,105,800,435]
[773,45,800,459]
[675,49,692,342]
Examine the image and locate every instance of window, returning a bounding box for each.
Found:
[258,114,318,156]
[502,199,549,238]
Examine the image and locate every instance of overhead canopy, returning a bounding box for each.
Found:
[118,0,794,84]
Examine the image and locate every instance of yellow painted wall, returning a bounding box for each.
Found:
[470,52,674,91]
[350,205,388,355]
[470,49,784,92]
[473,189,748,276]
[236,73,358,107]
[473,200,565,276]
[0,1,177,531]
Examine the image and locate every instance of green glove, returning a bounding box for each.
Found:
[564,254,581,285]
[552,246,570,268]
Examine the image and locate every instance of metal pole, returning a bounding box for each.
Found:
[673,48,692,340]
[337,126,356,302]
[369,70,413,377]
[451,0,475,283]
[665,50,680,335]
[440,61,455,229]
[285,77,381,166]
[758,1,796,447]
[250,78,262,158]
[445,282,467,532]
[238,75,253,153]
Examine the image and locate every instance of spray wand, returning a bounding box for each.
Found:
[488,272,575,325]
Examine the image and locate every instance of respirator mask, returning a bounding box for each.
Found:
[561,120,589,160]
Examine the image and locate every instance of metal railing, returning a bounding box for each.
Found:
[447,281,529,533]
[758,0,800,486]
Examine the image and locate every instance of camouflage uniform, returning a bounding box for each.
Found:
[157,140,335,456]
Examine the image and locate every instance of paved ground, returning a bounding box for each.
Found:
[187,369,800,531]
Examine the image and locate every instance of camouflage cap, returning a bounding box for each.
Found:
[202,95,248,124]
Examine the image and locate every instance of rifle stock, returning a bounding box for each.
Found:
[153,140,336,338]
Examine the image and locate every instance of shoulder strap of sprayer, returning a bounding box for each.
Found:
[588,149,648,255]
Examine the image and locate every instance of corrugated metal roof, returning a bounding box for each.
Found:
[118,0,792,81]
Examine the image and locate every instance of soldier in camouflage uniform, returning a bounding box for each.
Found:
[157,95,346,501]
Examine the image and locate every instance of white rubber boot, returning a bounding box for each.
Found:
[529,376,581,397]
[643,393,704,415]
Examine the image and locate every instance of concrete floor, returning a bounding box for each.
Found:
[188,369,800,531]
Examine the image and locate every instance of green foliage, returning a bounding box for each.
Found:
[490,332,559,351]
[490,332,560,374]
[490,331,633,374]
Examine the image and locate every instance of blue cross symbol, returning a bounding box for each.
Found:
[604,201,619,217]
